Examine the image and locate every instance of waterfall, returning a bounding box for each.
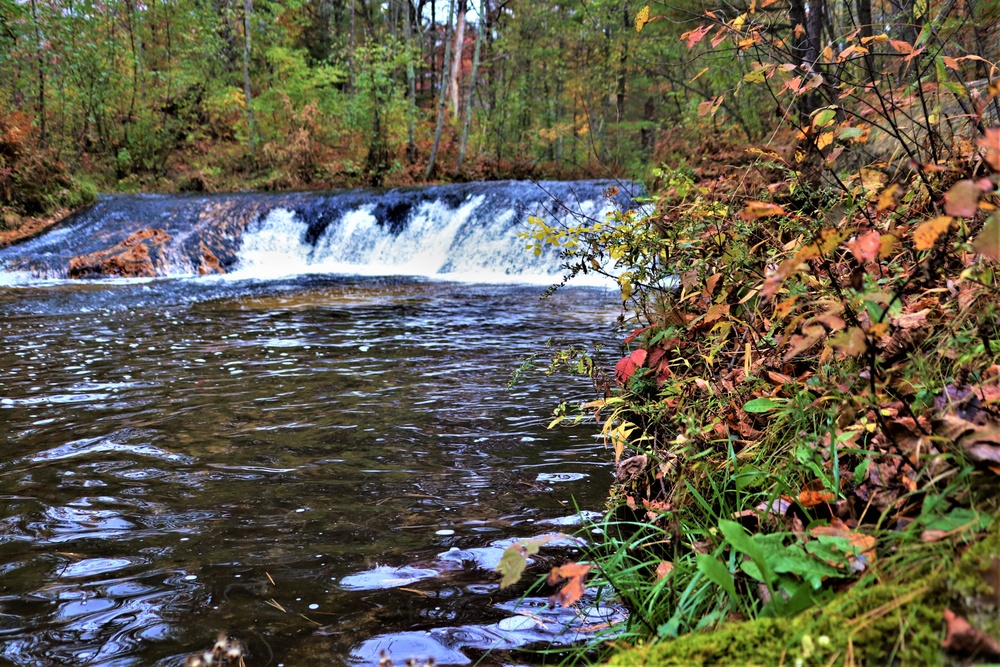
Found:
[0,180,643,285]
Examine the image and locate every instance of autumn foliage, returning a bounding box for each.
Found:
[512,0,1000,658]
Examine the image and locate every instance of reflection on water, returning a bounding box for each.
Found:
[0,275,620,666]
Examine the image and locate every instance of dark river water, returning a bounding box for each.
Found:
[0,275,621,667]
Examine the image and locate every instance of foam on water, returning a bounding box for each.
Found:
[0,180,642,286]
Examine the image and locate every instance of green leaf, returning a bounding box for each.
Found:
[743,397,784,413]
[813,108,837,128]
[696,553,737,601]
[496,536,555,588]
[924,507,991,535]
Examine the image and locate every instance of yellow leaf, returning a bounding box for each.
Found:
[913,216,953,250]
[860,168,887,192]
[878,233,898,259]
[739,201,787,220]
[876,184,901,212]
[816,132,834,150]
[635,5,651,32]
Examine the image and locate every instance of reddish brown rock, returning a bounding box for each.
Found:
[68,228,171,278]
[197,243,225,275]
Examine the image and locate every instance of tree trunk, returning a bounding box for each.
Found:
[29,0,46,145]
[450,0,467,118]
[405,0,418,163]
[456,0,483,173]
[425,0,455,180]
[348,0,356,89]
[641,96,655,154]
[788,0,808,67]
[615,0,627,122]
[856,0,872,39]
[242,0,257,158]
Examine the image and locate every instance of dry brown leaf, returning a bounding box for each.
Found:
[655,561,675,581]
[784,324,827,361]
[547,563,592,607]
[798,489,835,507]
[942,608,1000,658]
[809,518,876,571]
[893,309,930,329]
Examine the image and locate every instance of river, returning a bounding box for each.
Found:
[0,181,636,667]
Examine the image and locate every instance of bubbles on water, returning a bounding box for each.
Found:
[534,472,588,483]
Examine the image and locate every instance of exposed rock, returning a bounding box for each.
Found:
[197,243,225,275]
[68,228,171,278]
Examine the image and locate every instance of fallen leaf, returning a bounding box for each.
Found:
[739,201,787,220]
[876,184,901,212]
[783,324,826,361]
[798,489,836,506]
[861,168,887,192]
[943,608,1000,658]
[808,518,876,572]
[655,561,675,580]
[935,414,1000,466]
[547,562,592,607]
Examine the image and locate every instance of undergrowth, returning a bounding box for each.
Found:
[500,3,1000,664]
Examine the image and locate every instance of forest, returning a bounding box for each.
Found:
[2,0,1000,664]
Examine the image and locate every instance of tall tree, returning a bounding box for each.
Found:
[456,0,483,173]
[242,0,257,157]
[425,0,455,179]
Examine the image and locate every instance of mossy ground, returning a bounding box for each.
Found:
[605,516,1000,667]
